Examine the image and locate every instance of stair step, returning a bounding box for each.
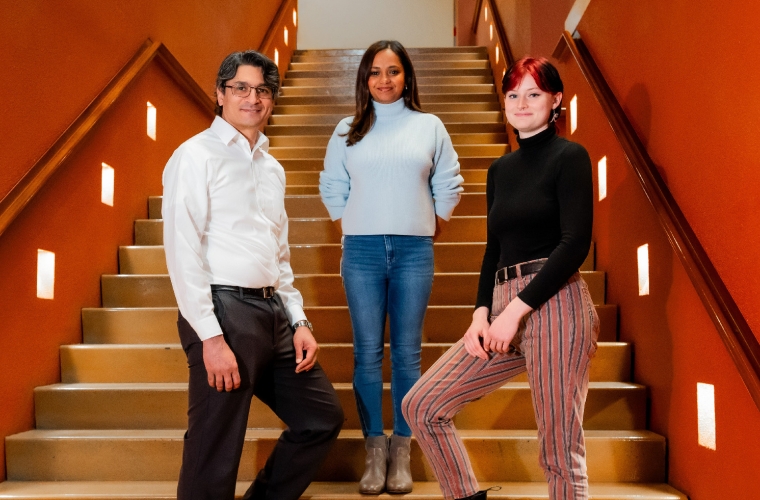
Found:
[268,132,508,147]
[269,111,503,125]
[60,342,631,384]
[285,182,486,195]
[0,480,689,499]
[134,216,488,245]
[289,60,491,71]
[272,156,496,171]
[273,102,501,115]
[292,50,487,62]
[295,47,488,56]
[286,69,492,80]
[277,93,497,106]
[81,303,617,345]
[5,429,666,482]
[283,169,488,186]
[119,241,593,275]
[266,122,506,135]
[267,144,507,159]
[34,381,644,431]
[284,75,493,86]
[99,271,605,308]
[279,84,496,96]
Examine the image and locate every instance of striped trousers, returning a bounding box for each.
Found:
[402,271,599,500]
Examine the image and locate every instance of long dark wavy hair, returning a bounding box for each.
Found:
[342,40,423,146]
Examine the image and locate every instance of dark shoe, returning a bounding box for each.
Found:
[386,434,412,493]
[456,491,487,500]
[359,435,388,495]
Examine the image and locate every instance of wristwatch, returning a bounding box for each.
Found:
[292,319,313,333]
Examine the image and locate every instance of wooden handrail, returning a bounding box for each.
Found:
[0,39,215,239]
[258,0,293,53]
[471,0,515,67]
[555,31,760,411]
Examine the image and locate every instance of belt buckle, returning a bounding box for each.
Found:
[262,287,274,299]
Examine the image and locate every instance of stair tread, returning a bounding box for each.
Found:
[0,481,688,499]
[8,428,664,440]
[37,380,644,391]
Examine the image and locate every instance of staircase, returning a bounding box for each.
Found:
[0,47,687,499]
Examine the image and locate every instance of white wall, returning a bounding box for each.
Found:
[298,0,455,49]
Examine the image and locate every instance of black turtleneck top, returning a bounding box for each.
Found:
[475,125,593,311]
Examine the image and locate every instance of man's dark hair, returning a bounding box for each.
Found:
[215,50,280,116]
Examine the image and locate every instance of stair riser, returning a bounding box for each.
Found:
[269,111,503,125]
[35,384,644,431]
[284,76,493,86]
[100,272,605,308]
[286,69,492,79]
[284,182,486,195]
[82,304,618,345]
[6,433,665,482]
[282,169,488,185]
[295,48,488,56]
[120,241,593,275]
[289,60,490,71]
[280,84,496,97]
[276,93,497,106]
[60,343,631,384]
[120,243,488,274]
[292,52,488,63]
[135,216,489,245]
[266,123,506,135]
[267,144,507,159]
[273,102,501,115]
[268,133,508,147]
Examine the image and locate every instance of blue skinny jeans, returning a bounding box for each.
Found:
[341,234,434,437]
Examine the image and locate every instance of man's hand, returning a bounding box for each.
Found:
[203,335,241,392]
[463,306,490,360]
[294,326,319,373]
[483,297,532,354]
[433,216,447,242]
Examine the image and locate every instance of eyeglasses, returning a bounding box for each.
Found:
[224,84,274,100]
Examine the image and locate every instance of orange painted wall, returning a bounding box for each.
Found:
[0,0,293,480]
[0,0,285,203]
[557,54,760,498]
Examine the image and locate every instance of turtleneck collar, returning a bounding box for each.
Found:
[373,97,409,120]
[515,124,557,150]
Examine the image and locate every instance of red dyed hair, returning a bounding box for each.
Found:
[502,57,564,123]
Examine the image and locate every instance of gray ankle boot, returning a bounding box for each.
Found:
[359,435,388,494]
[386,434,413,493]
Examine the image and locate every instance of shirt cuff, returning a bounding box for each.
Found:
[434,199,459,221]
[285,304,307,327]
[192,315,224,341]
[325,204,345,221]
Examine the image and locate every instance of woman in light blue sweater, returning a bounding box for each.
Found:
[320,40,464,495]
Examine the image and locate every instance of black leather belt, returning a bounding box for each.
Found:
[211,284,275,299]
[495,259,547,284]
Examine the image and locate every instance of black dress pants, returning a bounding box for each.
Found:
[176,288,344,500]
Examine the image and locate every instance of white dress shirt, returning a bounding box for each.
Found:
[162,116,306,341]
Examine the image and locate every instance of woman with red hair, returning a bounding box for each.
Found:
[402,57,599,500]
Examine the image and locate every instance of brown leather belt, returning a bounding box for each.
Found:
[211,284,275,299]
[495,259,547,284]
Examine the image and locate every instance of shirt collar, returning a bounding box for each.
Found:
[210,116,270,153]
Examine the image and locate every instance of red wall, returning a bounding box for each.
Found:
[0,0,290,480]
[0,0,284,203]
[458,0,760,496]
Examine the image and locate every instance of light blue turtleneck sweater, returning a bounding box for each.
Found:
[319,98,464,236]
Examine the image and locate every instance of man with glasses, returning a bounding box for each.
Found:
[162,50,343,500]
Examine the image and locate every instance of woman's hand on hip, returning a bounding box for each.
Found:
[483,297,532,354]
[463,306,490,360]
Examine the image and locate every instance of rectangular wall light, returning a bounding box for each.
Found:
[637,244,650,296]
[101,163,114,207]
[697,383,717,450]
[147,102,157,141]
[284,26,289,46]
[274,48,279,66]
[293,8,297,27]
[490,24,493,41]
[598,156,607,201]
[37,249,55,300]
[570,95,578,134]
